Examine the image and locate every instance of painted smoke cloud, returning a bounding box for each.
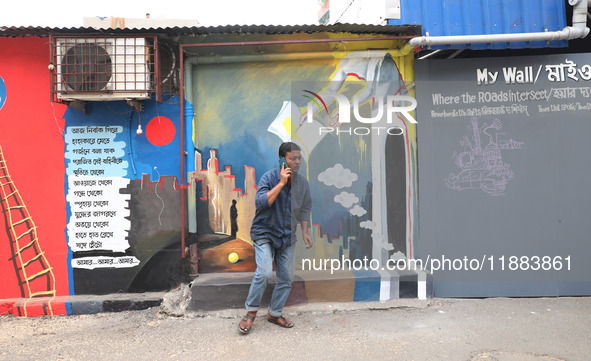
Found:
[334,191,359,208]
[318,164,368,217]
[318,163,358,189]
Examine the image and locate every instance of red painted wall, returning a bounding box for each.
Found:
[0,37,69,315]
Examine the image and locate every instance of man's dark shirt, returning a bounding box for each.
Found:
[250,167,311,250]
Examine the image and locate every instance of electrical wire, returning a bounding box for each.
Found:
[127,110,138,175]
[50,102,64,135]
[104,102,133,115]
[153,167,164,226]
[335,0,357,23]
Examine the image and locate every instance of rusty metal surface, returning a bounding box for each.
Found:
[0,23,421,38]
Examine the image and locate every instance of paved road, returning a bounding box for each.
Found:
[1,297,590,360]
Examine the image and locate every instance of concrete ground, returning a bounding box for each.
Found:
[1,297,590,361]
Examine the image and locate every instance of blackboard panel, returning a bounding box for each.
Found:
[415,53,591,297]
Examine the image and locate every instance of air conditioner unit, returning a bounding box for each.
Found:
[54,37,152,101]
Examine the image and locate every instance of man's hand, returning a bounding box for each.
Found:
[301,221,313,249]
[267,163,290,206]
[303,233,313,249]
[279,163,291,186]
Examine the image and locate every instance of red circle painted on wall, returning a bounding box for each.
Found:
[146,116,176,146]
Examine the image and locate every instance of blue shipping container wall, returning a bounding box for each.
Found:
[389,0,567,49]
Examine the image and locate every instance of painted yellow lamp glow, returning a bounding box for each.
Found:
[228,252,239,263]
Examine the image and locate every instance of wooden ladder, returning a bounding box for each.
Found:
[0,146,56,316]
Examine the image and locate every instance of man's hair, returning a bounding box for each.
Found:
[278,142,301,158]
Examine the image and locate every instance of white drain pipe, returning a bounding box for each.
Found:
[409,0,589,47]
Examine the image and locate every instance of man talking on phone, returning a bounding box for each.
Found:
[239,142,312,334]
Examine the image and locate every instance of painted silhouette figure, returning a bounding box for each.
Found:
[230,199,238,239]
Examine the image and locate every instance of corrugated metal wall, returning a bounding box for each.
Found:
[389,0,568,49]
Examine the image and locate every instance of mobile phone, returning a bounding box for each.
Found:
[279,157,288,169]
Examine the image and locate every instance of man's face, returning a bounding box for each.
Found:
[285,150,301,173]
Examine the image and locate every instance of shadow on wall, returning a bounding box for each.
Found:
[128,241,191,292]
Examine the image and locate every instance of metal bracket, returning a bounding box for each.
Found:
[126,99,144,113]
[64,100,87,114]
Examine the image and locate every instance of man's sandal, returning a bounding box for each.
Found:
[239,314,255,334]
[267,315,294,328]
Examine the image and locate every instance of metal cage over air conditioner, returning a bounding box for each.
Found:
[50,36,156,102]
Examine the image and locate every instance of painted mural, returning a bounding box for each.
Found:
[0,37,69,316]
[0,36,187,315]
[0,33,420,315]
[63,98,187,295]
[188,45,418,283]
